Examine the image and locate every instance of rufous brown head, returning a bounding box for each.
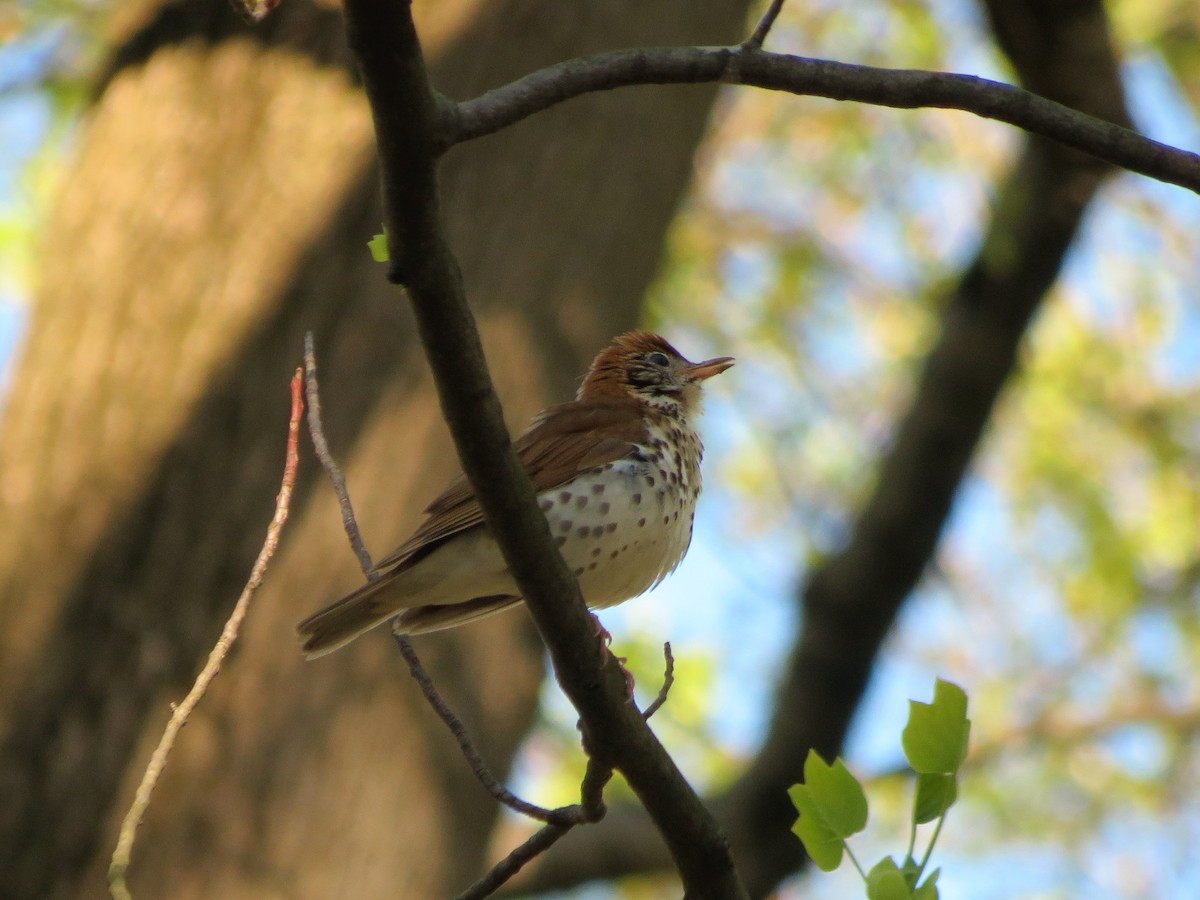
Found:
[578,331,734,415]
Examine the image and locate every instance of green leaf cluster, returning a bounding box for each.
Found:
[790,679,970,899]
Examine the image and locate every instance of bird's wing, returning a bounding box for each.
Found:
[371,397,648,573]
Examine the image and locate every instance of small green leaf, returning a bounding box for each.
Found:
[913,868,941,900]
[902,679,970,774]
[788,785,844,871]
[802,750,869,837]
[913,773,958,824]
[788,752,868,872]
[867,857,912,900]
[368,229,389,262]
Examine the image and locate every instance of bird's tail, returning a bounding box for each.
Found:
[298,583,524,657]
[392,594,522,634]
[297,578,402,659]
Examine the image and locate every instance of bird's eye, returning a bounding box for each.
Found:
[648,352,670,367]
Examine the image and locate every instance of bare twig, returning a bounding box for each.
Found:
[455,823,572,900]
[458,757,614,899]
[445,46,1197,194]
[641,642,675,720]
[453,603,676,897]
[579,758,614,816]
[304,338,566,826]
[108,370,304,900]
[303,332,373,575]
[743,0,787,50]
[390,626,567,823]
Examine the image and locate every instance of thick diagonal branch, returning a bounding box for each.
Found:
[340,0,745,896]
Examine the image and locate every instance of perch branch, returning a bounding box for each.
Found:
[341,0,746,895]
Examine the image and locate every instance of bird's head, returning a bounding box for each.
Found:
[579,331,734,415]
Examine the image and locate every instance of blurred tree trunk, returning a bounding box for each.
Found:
[0,1,751,896]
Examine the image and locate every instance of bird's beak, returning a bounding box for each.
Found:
[684,356,735,381]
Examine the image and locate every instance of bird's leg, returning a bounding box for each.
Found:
[590,613,636,699]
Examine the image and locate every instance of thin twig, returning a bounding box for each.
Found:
[108,369,304,899]
[457,757,614,899]
[391,625,567,823]
[303,332,373,575]
[579,758,613,818]
[304,336,565,825]
[458,636,677,896]
[454,823,572,900]
[743,0,787,50]
[641,642,675,720]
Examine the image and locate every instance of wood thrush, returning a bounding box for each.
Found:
[297,331,733,658]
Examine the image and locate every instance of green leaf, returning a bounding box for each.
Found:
[804,750,869,836]
[913,773,957,824]
[867,857,913,900]
[788,752,868,872]
[902,679,970,774]
[913,868,941,900]
[368,229,389,262]
[789,786,845,872]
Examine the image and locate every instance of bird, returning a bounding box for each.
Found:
[297,331,733,658]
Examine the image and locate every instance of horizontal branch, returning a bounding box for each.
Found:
[446,45,1200,194]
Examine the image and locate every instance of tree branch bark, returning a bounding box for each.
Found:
[341,0,745,895]
[442,45,1194,193]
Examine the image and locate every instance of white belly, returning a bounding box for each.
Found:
[540,460,697,609]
